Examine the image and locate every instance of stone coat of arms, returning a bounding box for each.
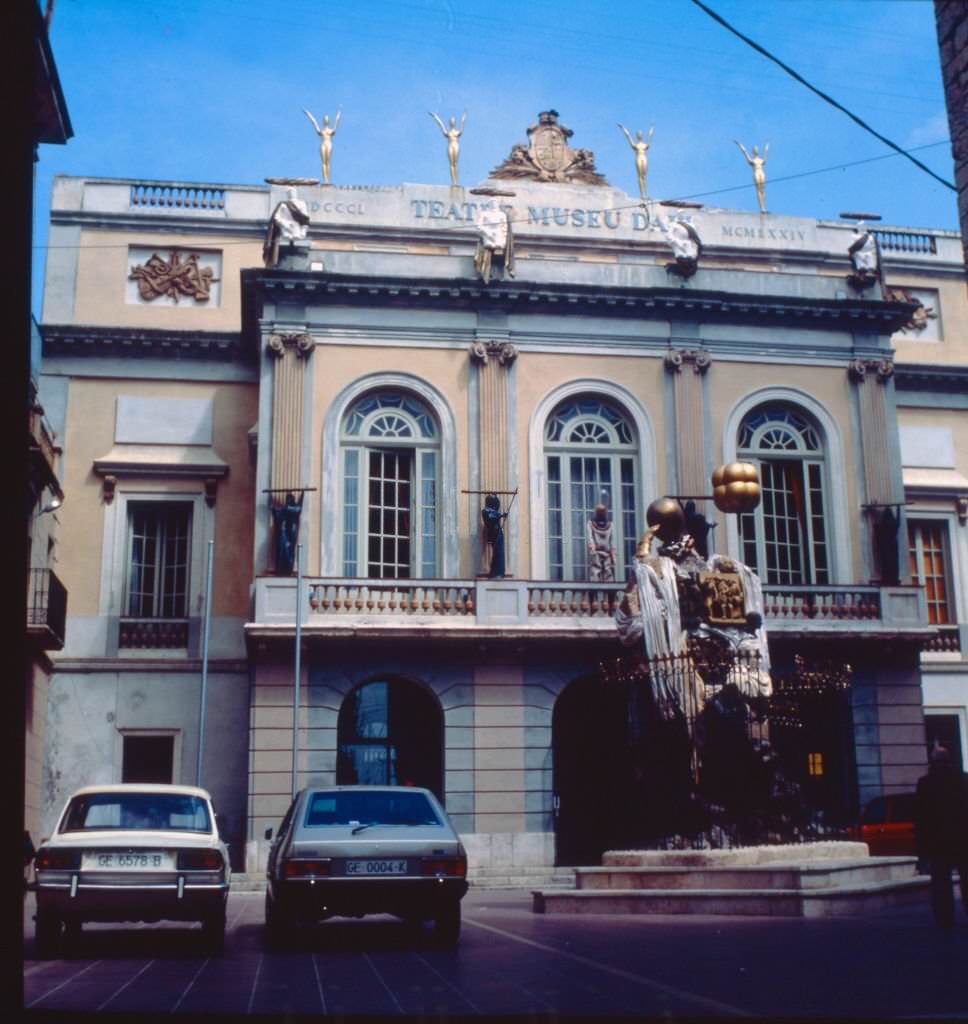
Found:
[490,110,609,186]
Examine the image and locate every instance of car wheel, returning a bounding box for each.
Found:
[201,908,226,954]
[264,891,290,949]
[432,902,461,948]
[34,910,62,959]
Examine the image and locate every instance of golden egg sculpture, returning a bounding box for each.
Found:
[712,462,761,513]
[646,497,686,542]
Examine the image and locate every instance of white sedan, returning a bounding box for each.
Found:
[30,783,230,956]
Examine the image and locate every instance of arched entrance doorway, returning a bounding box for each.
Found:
[337,679,443,801]
[552,675,642,866]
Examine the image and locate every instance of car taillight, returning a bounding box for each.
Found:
[177,850,224,871]
[282,859,331,878]
[421,857,467,878]
[35,848,80,870]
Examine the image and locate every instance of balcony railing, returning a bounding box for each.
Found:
[922,625,961,654]
[119,618,189,649]
[252,578,928,639]
[27,568,67,650]
[129,183,226,212]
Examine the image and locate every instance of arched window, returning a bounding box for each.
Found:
[337,679,443,799]
[544,396,639,580]
[737,404,829,585]
[340,392,440,578]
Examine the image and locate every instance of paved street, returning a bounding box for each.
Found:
[21,888,968,1019]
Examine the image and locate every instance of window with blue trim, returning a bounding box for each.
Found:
[340,392,439,578]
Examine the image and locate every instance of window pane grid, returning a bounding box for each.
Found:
[908,521,951,625]
[739,405,828,586]
[126,504,190,618]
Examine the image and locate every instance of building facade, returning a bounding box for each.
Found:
[38,117,966,871]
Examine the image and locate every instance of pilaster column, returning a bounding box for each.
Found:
[848,357,897,507]
[664,348,711,497]
[266,332,313,492]
[470,340,517,497]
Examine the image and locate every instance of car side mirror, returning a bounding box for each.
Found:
[264,827,273,840]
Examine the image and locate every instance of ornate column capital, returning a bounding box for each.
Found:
[848,357,894,383]
[266,332,313,358]
[665,349,711,375]
[469,340,517,366]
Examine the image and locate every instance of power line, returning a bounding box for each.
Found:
[688,0,956,192]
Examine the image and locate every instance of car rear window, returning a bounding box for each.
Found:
[304,790,442,828]
[61,792,212,833]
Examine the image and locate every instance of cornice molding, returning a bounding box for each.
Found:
[894,363,968,394]
[243,268,917,331]
[41,323,251,361]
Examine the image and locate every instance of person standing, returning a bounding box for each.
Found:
[914,744,968,929]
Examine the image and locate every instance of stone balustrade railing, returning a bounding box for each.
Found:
[251,578,930,639]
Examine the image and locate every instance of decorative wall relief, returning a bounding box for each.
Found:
[886,286,940,339]
[126,249,221,306]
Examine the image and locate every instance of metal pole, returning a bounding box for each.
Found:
[197,539,214,786]
[291,542,303,798]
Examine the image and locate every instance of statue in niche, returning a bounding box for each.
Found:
[683,500,715,560]
[847,221,881,290]
[429,111,466,187]
[873,506,900,585]
[263,187,310,267]
[271,491,304,575]
[481,494,508,578]
[658,216,702,278]
[587,502,616,582]
[617,123,654,200]
[473,205,515,283]
[734,141,768,213]
[303,108,341,185]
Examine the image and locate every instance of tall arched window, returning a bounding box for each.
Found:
[737,404,829,585]
[340,392,440,578]
[544,397,639,580]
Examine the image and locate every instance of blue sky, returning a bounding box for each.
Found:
[34,0,957,314]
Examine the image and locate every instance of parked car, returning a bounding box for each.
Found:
[851,792,917,856]
[30,783,230,956]
[264,785,468,947]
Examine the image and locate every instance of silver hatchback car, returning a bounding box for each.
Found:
[264,786,468,947]
[31,783,230,956]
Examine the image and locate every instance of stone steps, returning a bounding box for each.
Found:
[532,846,933,918]
[574,857,917,891]
[533,875,930,917]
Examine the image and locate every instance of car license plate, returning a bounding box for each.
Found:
[84,851,173,870]
[346,859,408,876]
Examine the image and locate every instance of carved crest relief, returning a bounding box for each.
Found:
[490,110,609,186]
[885,286,938,334]
[129,251,219,303]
